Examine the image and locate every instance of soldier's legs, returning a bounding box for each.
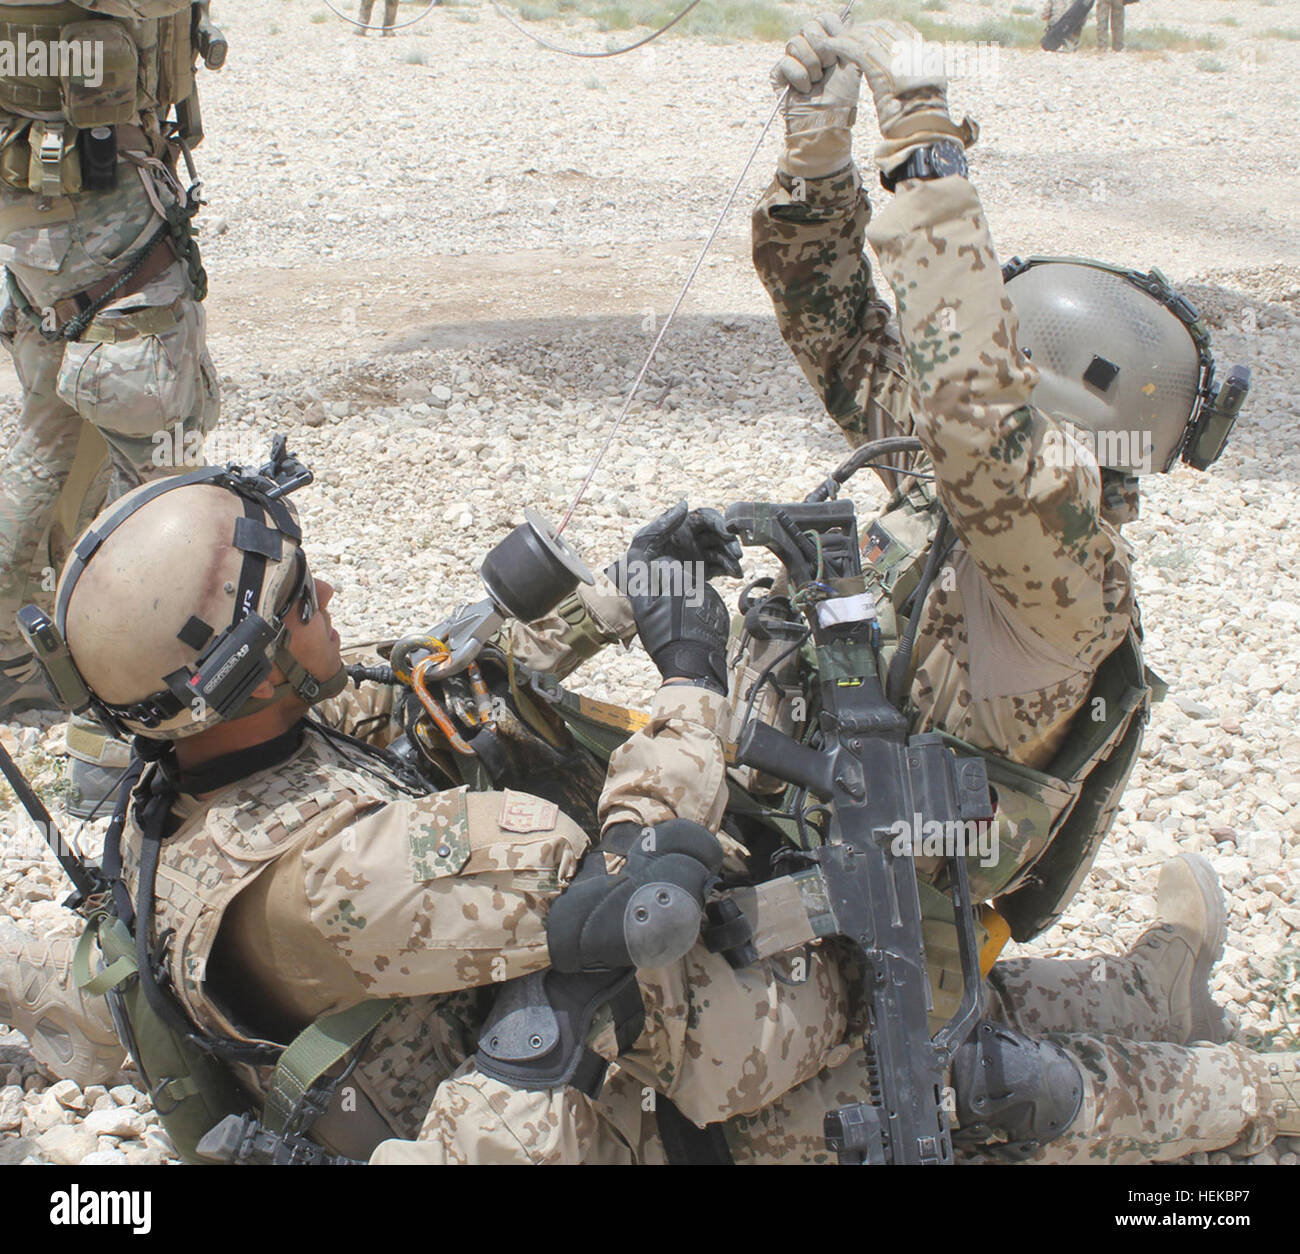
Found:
[383,0,399,32]
[1111,0,1124,51]
[358,0,375,29]
[1096,0,1110,49]
[0,320,83,662]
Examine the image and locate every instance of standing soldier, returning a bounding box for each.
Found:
[356,0,399,36]
[1097,0,1125,52]
[0,1,224,810]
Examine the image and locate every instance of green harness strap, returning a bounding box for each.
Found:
[75,912,396,1142]
[260,999,396,1136]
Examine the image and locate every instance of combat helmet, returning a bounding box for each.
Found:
[1002,257,1249,475]
[18,442,346,741]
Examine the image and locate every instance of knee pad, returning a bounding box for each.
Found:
[474,968,644,1096]
[952,1020,1085,1151]
[547,819,724,972]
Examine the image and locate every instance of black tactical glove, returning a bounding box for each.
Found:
[615,500,744,582]
[628,559,730,695]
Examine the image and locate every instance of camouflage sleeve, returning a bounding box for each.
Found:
[499,568,637,680]
[752,166,914,454]
[598,684,730,834]
[72,1,191,16]
[289,787,589,997]
[864,176,1132,661]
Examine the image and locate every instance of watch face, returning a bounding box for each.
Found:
[931,142,967,178]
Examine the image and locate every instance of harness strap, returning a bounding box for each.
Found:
[262,999,397,1136]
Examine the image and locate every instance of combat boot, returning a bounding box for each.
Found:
[1126,853,1229,1045]
[1261,1054,1300,1137]
[0,652,57,719]
[0,919,126,1087]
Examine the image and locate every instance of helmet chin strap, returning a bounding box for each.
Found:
[231,636,349,721]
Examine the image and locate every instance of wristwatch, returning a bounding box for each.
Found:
[880,140,969,192]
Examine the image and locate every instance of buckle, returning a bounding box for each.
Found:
[36,123,64,197]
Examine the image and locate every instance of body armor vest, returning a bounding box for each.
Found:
[0,1,193,124]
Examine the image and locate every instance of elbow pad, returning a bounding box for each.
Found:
[547,819,725,972]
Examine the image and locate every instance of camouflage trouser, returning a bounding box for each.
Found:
[358,0,399,28]
[716,952,1277,1164]
[0,171,219,654]
[1097,0,1124,50]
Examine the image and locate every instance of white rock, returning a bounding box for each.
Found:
[83,1107,147,1139]
[35,1124,99,1166]
[80,1149,130,1166]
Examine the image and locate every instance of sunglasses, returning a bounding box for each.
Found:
[277,548,319,626]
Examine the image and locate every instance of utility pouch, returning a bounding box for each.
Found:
[75,912,250,1164]
[61,22,139,129]
[26,120,81,196]
[0,118,34,192]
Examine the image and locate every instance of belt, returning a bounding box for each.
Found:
[47,230,178,327]
[79,297,185,345]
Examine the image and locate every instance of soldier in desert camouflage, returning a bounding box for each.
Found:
[1096,0,1126,53]
[0,0,220,720]
[356,0,399,37]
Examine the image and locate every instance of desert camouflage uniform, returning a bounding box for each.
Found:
[378,166,1281,1162]
[1097,0,1125,51]
[1041,0,1081,52]
[356,0,399,34]
[0,0,220,663]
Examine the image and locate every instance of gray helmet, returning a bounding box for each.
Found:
[1002,257,1249,475]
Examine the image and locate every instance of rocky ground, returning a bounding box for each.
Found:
[0,0,1297,1165]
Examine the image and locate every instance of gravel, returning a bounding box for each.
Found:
[0,0,1296,1165]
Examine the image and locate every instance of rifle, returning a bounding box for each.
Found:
[175,2,228,148]
[0,733,105,910]
[1042,0,1094,51]
[724,486,990,1164]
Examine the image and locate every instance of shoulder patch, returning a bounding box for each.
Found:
[497,789,559,835]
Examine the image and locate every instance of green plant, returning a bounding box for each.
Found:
[402,48,427,64]
[1197,55,1228,72]
[1127,26,1223,52]
[1264,27,1300,40]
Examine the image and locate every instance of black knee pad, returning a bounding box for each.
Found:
[952,1019,1085,1151]
[474,968,644,1096]
[547,819,724,972]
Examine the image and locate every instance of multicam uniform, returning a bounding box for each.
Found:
[0,0,219,666]
[356,0,398,34]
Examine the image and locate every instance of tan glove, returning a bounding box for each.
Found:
[824,19,978,176]
[771,12,862,180]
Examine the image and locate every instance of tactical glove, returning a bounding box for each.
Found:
[824,19,978,177]
[618,499,743,582]
[771,12,862,179]
[628,559,730,695]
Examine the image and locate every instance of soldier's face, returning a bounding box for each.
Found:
[282,571,343,681]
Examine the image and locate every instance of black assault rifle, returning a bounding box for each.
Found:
[725,497,990,1164]
[1042,0,1095,51]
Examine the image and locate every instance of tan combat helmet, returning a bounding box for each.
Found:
[19,449,346,741]
[1002,257,1249,475]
